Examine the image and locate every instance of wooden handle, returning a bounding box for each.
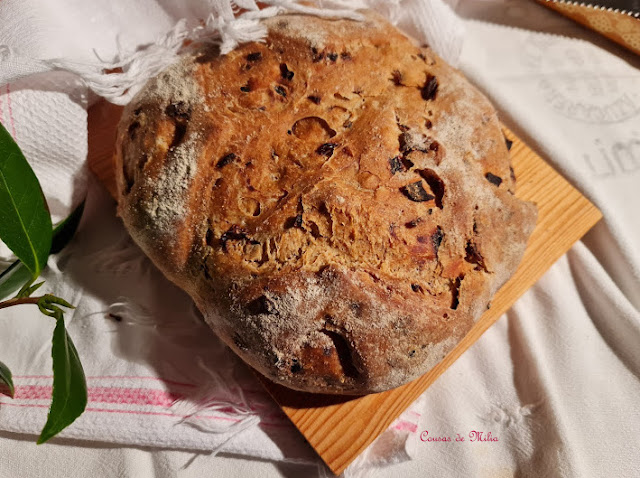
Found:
[536,0,640,56]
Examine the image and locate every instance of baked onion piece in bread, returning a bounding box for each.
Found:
[114,12,537,394]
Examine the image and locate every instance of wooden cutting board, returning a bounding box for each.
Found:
[88,99,602,475]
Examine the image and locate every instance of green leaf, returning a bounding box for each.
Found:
[0,201,85,300]
[0,260,32,301]
[0,359,14,398]
[50,201,85,255]
[0,122,52,278]
[18,281,44,298]
[37,318,87,444]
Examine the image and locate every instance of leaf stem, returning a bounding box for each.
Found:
[0,294,73,312]
[0,296,42,310]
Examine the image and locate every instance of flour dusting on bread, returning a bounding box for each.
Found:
[143,131,201,232]
[114,11,537,394]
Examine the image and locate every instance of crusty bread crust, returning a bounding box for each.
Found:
[114,12,537,394]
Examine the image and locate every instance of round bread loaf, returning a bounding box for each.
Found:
[114,11,537,394]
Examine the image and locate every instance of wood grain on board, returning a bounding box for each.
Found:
[87,99,602,475]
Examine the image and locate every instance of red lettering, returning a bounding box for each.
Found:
[420,431,452,442]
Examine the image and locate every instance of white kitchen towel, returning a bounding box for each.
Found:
[0,0,464,474]
[0,72,88,226]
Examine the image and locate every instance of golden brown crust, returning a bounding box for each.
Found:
[114,12,537,394]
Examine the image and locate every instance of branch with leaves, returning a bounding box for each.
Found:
[0,121,87,444]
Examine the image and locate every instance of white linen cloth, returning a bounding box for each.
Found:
[0,0,462,476]
[2,1,640,477]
